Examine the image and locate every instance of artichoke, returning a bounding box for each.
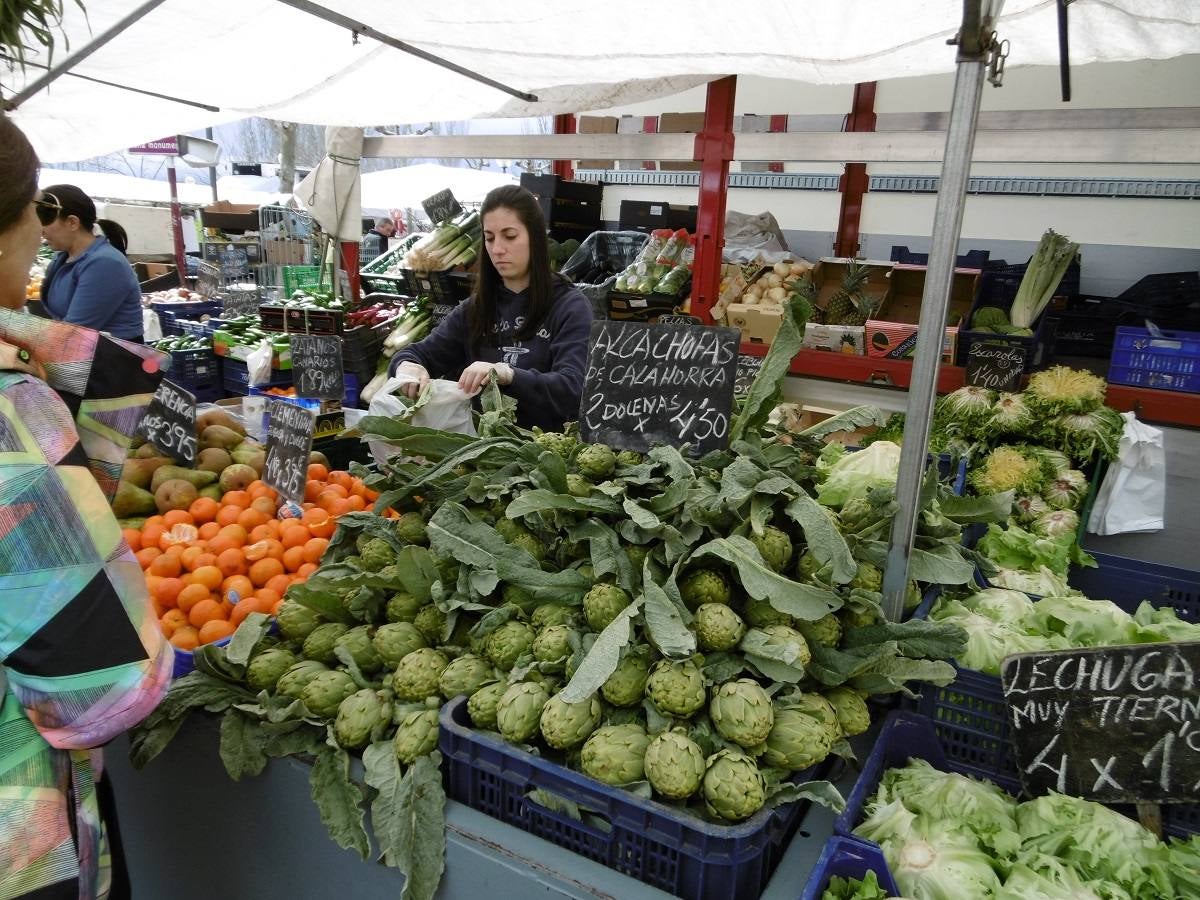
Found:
[565,474,592,498]
[333,625,382,674]
[530,603,575,630]
[754,625,812,671]
[438,654,494,699]
[495,682,550,743]
[372,622,427,667]
[300,669,358,718]
[643,731,705,800]
[623,543,650,573]
[532,625,576,672]
[302,623,349,665]
[334,688,389,749]
[615,450,642,467]
[533,430,577,459]
[579,724,651,785]
[360,538,396,572]
[276,601,322,642]
[412,604,448,644]
[679,568,732,610]
[484,620,537,671]
[601,652,652,707]
[276,660,329,700]
[576,443,616,479]
[393,708,440,764]
[386,591,423,623]
[824,687,870,738]
[795,551,824,584]
[466,681,507,730]
[246,647,298,694]
[762,703,838,771]
[703,750,766,822]
[395,511,429,546]
[583,583,632,632]
[750,526,793,573]
[694,603,746,652]
[850,561,882,593]
[792,692,841,735]
[392,648,449,702]
[709,679,775,749]
[796,613,842,649]
[646,659,706,718]
[539,692,602,750]
[742,596,794,629]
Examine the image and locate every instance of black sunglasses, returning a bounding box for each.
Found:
[34,192,63,226]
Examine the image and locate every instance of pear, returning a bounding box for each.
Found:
[201,425,243,451]
[199,484,223,501]
[309,450,330,467]
[112,480,156,518]
[197,408,246,436]
[121,456,173,489]
[155,478,198,513]
[117,516,147,531]
[134,442,168,460]
[219,463,257,493]
[197,447,233,475]
[151,465,217,494]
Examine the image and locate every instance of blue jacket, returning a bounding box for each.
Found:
[390,279,593,431]
[42,237,143,339]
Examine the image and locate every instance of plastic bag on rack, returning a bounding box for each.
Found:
[366,374,476,465]
[245,339,274,387]
[725,209,788,253]
[1086,412,1165,535]
[143,308,163,342]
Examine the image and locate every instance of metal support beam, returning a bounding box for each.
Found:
[691,77,737,325]
[834,82,877,257]
[881,3,994,621]
[552,115,576,181]
[165,158,189,285]
[274,0,536,103]
[3,0,170,110]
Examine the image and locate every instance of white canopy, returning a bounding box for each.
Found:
[358,164,517,216]
[38,168,290,206]
[7,0,1199,163]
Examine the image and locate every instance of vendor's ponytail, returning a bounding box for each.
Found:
[97,219,129,255]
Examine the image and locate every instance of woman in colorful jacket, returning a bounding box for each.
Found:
[0,116,174,899]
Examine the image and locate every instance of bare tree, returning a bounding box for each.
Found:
[515,115,552,174]
[278,122,297,193]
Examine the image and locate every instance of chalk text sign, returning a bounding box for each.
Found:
[291,333,344,400]
[137,379,197,466]
[966,342,1024,392]
[263,400,315,504]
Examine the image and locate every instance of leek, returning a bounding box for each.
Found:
[1009,229,1079,328]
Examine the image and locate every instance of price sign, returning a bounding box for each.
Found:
[290,334,344,400]
[421,188,463,226]
[1001,642,1200,804]
[579,321,739,455]
[658,314,702,326]
[735,353,764,395]
[136,379,197,466]
[966,342,1024,392]
[262,399,315,504]
[196,261,221,300]
[222,287,260,317]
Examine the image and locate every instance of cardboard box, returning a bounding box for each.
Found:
[866,264,980,363]
[201,200,260,233]
[263,239,309,266]
[725,303,784,345]
[577,115,617,169]
[616,116,656,170]
[799,258,892,355]
[657,112,704,171]
[802,323,866,355]
[618,200,698,234]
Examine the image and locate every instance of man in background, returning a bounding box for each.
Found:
[361,216,396,263]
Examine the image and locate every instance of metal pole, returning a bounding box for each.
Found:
[166,157,189,286]
[4,0,170,110]
[274,0,537,103]
[206,127,219,202]
[881,6,993,620]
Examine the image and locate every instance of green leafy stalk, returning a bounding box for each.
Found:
[730,296,811,443]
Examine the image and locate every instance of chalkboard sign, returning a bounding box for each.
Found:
[222,287,260,317]
[290,333,344,400]
[966,342,1024,391]
[579,321,740,454]
[1001,642,1200,804]
[263,399,315,504]
[197,261,221,300]
[658,314,702,326]
[735,353,764,395]
[136,379,197,466]
[422,188,463,226]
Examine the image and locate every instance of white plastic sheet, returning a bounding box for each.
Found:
[296,127,363,242]
[7,1,1199,162]
[1087,412,1166,535]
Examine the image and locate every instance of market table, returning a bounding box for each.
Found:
[105,717,851,899]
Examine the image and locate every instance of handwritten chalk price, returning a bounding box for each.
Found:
[262,399,315,504]
[137,379,197,466]
[290,333,343,401]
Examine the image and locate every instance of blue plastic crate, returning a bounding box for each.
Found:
[1108,326,1200,393]
[799,835,900,900]
[163,347,219,393]
[171,635,233,679]
[222,358,293,394]
[909,555,1199,837]
[152,300,223,336]
[439,695,825,900]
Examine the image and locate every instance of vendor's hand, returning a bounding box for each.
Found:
[458,361,514,396]
[394,361,429,399]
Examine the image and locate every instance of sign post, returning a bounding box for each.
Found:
[421,189,463,226]
[579,320,740,455]
[263,400,315,504]
[136,379,197,466]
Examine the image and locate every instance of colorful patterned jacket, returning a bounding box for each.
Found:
[0,310,174,900]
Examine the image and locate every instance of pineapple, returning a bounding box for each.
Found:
[839,333,858,354]
[842,292,880,327]
[789,274,821,322]
[823,260,870,326]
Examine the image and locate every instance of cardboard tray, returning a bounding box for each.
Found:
[865,264,980,363]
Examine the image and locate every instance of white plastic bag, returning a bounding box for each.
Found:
[1086,412,1165,535]
[366,374,476,465]
[246,339,274,387]
[724,209,788,253]
[143,308,163,342]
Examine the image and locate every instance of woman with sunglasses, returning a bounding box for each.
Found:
[0,116,172,899]
[38,184,144,341]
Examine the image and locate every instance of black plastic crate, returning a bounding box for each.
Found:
[890,245,990,268]
[259,305,344,335]
[607,290,682,323]
[1116,270,1199,309]
[521,172,604,204]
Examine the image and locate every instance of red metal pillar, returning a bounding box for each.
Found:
[691,76,737,324]
[341,241,360,302]
[552,114,576,180]
[833,81,877,258]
